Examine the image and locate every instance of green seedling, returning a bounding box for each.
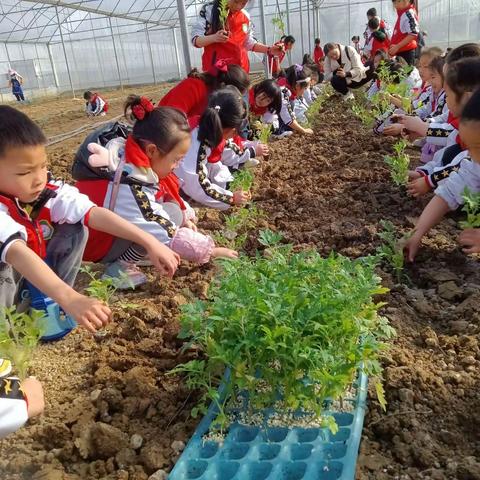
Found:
[271,14,286,36]
[218,0,229,29]
[258,229,283,247]
[460,188,480,229]
[376,220,410,283]
[351,102,375,127]
[230,169,254,192]
[257,123,272,144]
[384,139,410,185]
[0,307,45,379]
[173,249,394,434]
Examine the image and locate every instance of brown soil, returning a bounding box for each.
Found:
[1,90,479,480]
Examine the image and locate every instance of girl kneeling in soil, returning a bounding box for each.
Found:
[407,57,480,198]
[158,62,250,118]
[174,87,267,209]
[84,91,109,117]
[75,97,238,284]
[275,65,314,136]
[404,85,480,261]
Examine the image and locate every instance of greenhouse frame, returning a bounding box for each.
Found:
[0,0,479,101]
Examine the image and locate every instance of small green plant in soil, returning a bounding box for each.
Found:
[459,188,480,229]
[384,139,410,185]
[376,220,410,283]
[352,102,376,127]
[0,307,45,379]
[258,229,283,247]
[173,248,394,434]
[257,123,272,144]
[230,168,254,192]
[218,0,229,30]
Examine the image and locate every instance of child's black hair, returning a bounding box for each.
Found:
[281,35,295,45]
[445,43,480,64]
[314,38,321,45]
[368,17,380,29]
[460,87,480,123]
[253,79,282,115]
[0,106,46,157]
[198,86,245,147]
[83,91,93,100]
[366,7,377,17]
[285,64,311,89]
[188,64,250,94]
[445,57,480,101]
[124,96,190,154]
[428,56,446,79]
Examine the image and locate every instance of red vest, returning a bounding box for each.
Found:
[0,189,58,259]
[370,35,390,59]
[159,77,209,118]
[202,10,251,73]
[75,179,114,262]
[391,7,418,53]
[267,41,286,75]
[91,93,109,113]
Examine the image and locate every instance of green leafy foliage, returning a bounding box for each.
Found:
[218,0,229,30]
[304,84,334,126]
[376,220,410,283]
[173,249,394,433]
[460,188,480,229]
[258,229,283,247]
[81,265,133,305]
[213,206,264,250]
[383,139,410,185]
[257,123,272,144]
[271,14,285,36]
[351,102,376,127]
[0,307,45,379]
[230,168,254,192]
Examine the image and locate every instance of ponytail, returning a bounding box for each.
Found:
[124,95,190,153]
[188,63,250,94]
[198,86,245,147]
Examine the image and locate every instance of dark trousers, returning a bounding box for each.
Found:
[330,62,375,95]
[13,92,25,101]
[441,143,463,167]
[396,49,416,66]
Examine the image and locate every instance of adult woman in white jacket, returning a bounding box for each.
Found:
[323,43,373,100]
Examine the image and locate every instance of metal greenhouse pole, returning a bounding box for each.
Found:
[176,0,192,73]
[299,0,305,56]
[306,0,311,53]
[109,17,124,91]
[145,25,157,84]
[47,43,60,88]
[258,0,269,77]
[172,28,183,78]
[55,5,75,98]
[286,0,292,65]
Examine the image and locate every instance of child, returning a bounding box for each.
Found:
[175,87,262,208]
[276,65,314,135]
[7,69,25,102]
[248,79,283,127]
[313,38,324,71]
[267,35,295,78]
[389,0,419,66]
[351,36,362,55]
[75,98,238,274]
[0,106,179,340]
[84,91,108,117]
[405,87,480,261]
[364,18,390,60]
[407,57,480,198]
[1,376,44,438]
[158,62,250,118]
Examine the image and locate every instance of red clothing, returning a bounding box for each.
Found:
[91,93,109,113]
[248,88,268,116]
[267,41,286,75]
[448,113,465,149]
[159,77,209,118]
[391,7,418,53]
[313,45,324,72]
[202,10,252,73]
[370,34,390,59]
[277,78,296,100]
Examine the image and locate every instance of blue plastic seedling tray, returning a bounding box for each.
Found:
[169,371,368,480]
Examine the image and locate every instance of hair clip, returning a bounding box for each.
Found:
[294,64,304,73]
[214,105,221,111]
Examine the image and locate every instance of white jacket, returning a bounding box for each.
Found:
[0,378,28,439]
[324,45,368,84]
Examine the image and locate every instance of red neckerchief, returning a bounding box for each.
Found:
[447,112,465,149]
[156,172,186,210]
[125,136,152,168]
[208,139,227,163]
[249,88,268,115]
[278,77,296,100]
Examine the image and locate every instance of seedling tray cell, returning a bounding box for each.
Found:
[169,371,368,480]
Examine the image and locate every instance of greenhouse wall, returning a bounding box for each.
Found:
[1,0,479,103]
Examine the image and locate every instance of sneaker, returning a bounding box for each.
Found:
[103,260,147,289]
[271,130,294,140]
[343,92,355,102]
[245,158,260,167]
[0,359,12,378]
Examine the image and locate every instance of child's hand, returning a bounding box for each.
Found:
[213,30,229,43]
[62,294,112,333]
[408,170,422,180]
[407,177,430,198]
[233,190,251,205]
[383,123,404,136]
[145,242,180,277]
[184,219,198,232]
[255,143,269,157]
[403,231,422,262]
[399,115,428,136]
[458,229,480,254]
[212,247,239,259]
[336,68,346,78]
[302,128,314,135]
[21,377,45,418]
